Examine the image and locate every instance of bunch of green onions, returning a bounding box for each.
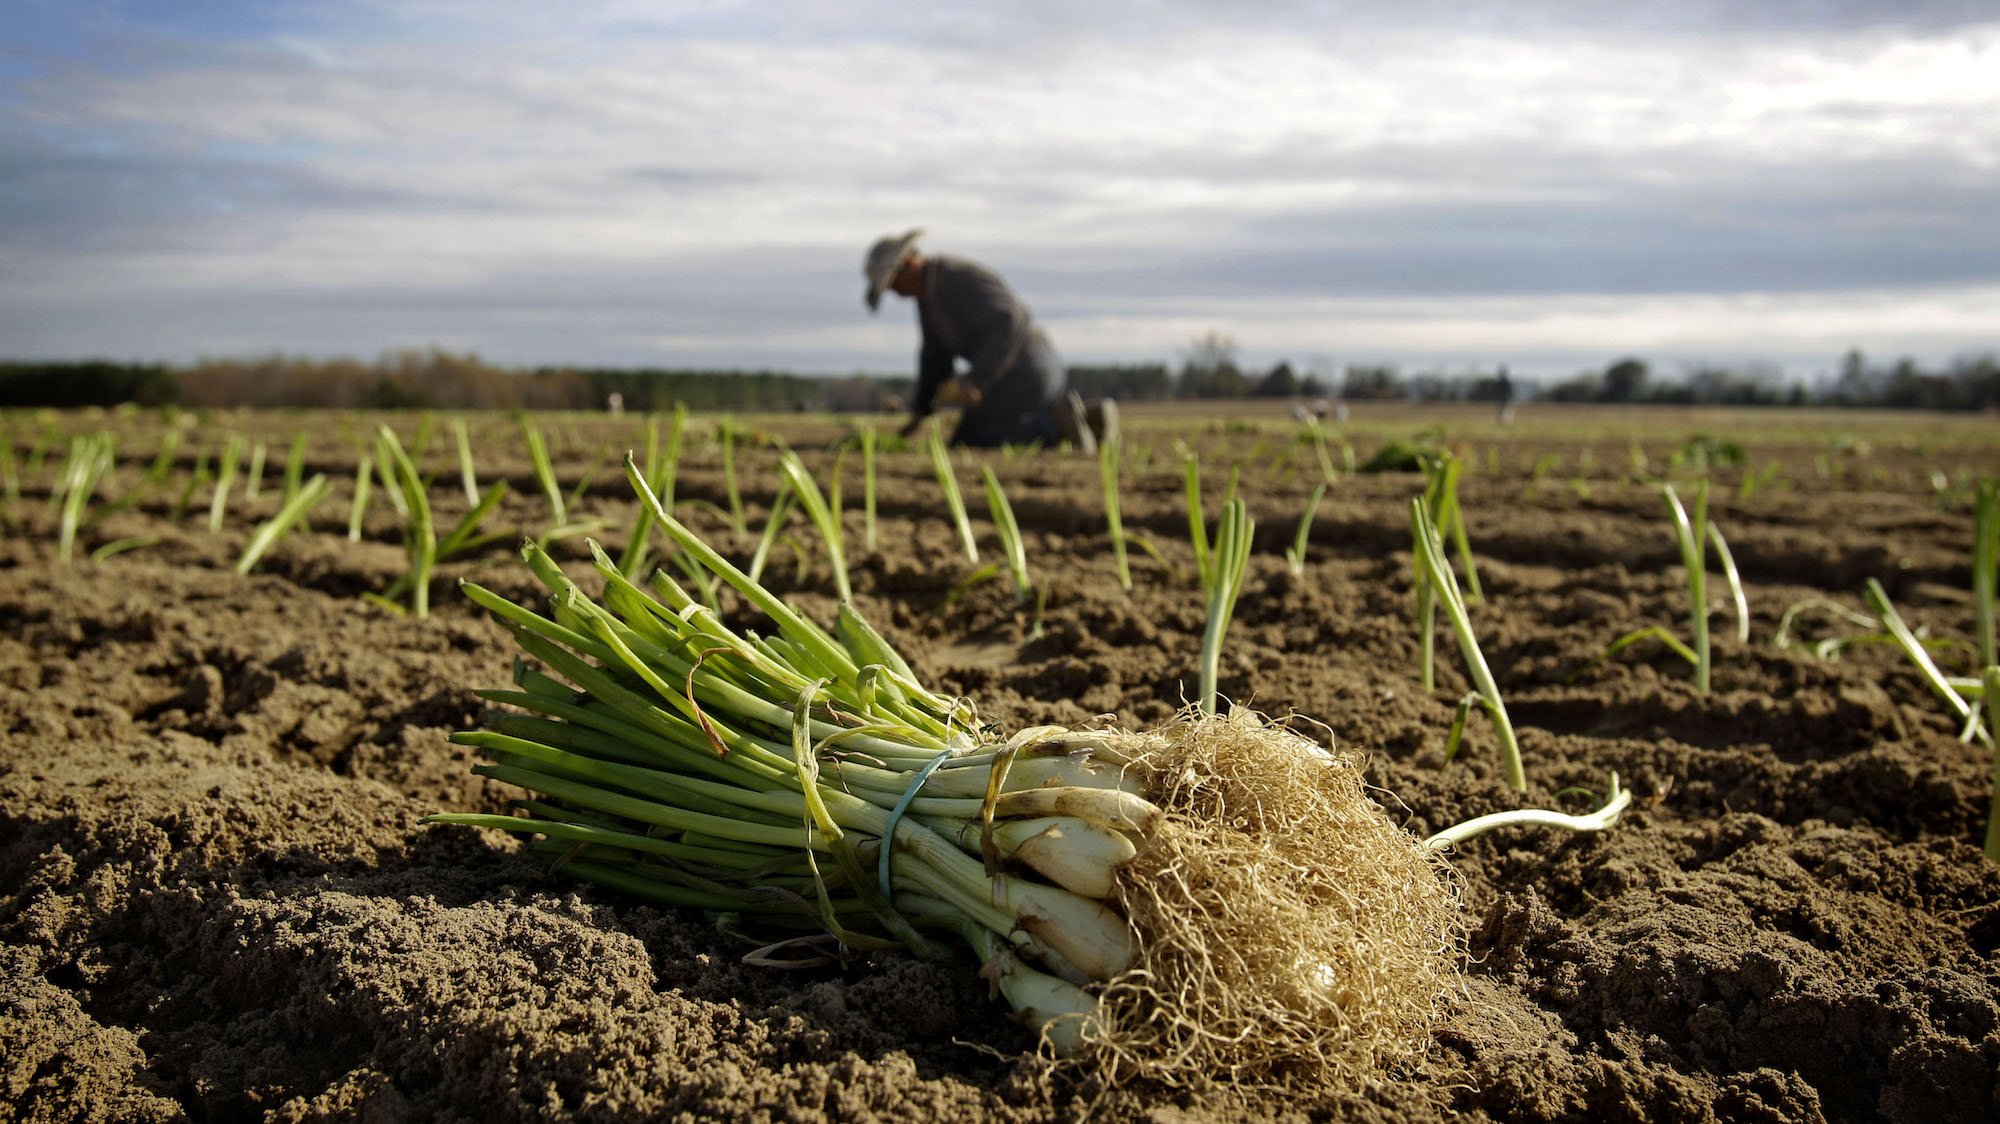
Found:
[428,457,1157,1050]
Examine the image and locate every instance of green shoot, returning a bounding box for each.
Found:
[619,406,687,578]
[56,434,114,563]
[1099,435,1131,592]
[1773,596,1878,653]
[1419,453,1482,604]
[928,426,979,562]
[568,441,615,510]
[207,433,244,532]
[1413,496,1525,791]
[245,439,266,501]
[453,417,480,506]
[348,452,374,542]
[860,426,879,552]
[281,432,307,504]
[1662,482,1712,693]
[1423,773,1632,851]
[981,466,1032,604]
[1198,499,1254,715]
[747,481,795,585]
[1286,483,1327,578]
[236,475,332,574]
[1863,579,1986,745]
[90,536,159,563]
[719,417,746,535]
[371,439,409,517]
[171,442,210,524]
[1183,446,1211,590]
[1708,521,1750,643]
[370,426,437,617]
[777,449,850,601]
[519,414,566,526]
[1975,477,1997,670]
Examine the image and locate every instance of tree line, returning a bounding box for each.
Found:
[3,344,1996,413]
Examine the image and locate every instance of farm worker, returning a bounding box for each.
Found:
[863,228,1111,449]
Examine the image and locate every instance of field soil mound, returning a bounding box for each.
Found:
[3,403,1997,1123]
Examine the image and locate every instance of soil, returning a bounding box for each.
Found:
[4,402,1998,1123]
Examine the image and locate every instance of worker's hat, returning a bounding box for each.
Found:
[863,228,925,311]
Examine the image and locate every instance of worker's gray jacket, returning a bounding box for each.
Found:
[910,256,1058,420]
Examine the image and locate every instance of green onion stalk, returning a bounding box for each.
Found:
[1199,499,1253,715]
[927,426,979,562]
[453,417,481,506]
[429,455,1466,1085]
[245,439,267,501]
[1662,481,1711,693]
[981,465,1033,604]
[1413,496,1526,791]
[860,425,879,552]
[56,433,115,563]
[1419,453,1481,604]
[1099,436,1131,592]
[619,405,687,578]
[207,433,244,533]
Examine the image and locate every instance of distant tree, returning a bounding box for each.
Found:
[1339,364,1403,400]
[1179,331,1248,398]
[1602,357,1649,403]
[1543,372,1602,402]
[1068,363,1174,400]
[1253,360,1301,398]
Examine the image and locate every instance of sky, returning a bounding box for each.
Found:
[3,1,1998,383]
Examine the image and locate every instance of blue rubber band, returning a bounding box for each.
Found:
[879,753,953,903]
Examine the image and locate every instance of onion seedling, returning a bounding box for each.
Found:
[1975,478,1997,671]
[1199,499,1253,715]
[1418,453,1481,604]
[981,465,1032,604]
[519,414,566,527]
[90,536,159,563]
[860,426,879,552]
[368,426,436,617]
[207,433,244,532]
[747,480,795,585]
[1099,435,1131,591]
[281,432,307,505]
[1583,481,1746,691]
[236,474,332,574]
[56,433,114,563]
[348,452,374,542]
[1413,496,1525,791]
[619,406,687,578]
[927,426,979,562]
[171,443,210,524]
[245,440,266,501]
[718,417,747,535]
[1286,483,1327,578]
[777,448,850,600]
[453,417,480,506]
[1182,445,1211,589]
[1863,579,1989,747]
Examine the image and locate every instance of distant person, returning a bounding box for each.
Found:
[863,228,1113,449]
[605,391,625,416]
[1495,366,1515,425]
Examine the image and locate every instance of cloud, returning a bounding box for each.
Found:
[1,1,1995,373]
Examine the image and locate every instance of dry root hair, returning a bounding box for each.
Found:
[1084,707,1464,1092]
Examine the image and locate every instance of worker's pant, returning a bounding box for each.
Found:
[951,331,1064,448]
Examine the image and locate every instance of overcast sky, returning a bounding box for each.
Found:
[4,1,1997,381]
